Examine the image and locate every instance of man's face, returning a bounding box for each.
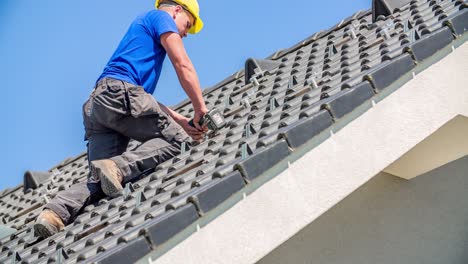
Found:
[174,6,195,38]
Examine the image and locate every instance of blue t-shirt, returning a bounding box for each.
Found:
[97,10,178,94]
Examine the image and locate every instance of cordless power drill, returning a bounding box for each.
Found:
[188,108,226,132]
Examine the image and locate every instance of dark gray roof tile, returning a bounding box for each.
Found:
[323,81,375,120]
[410,26,454,61]
[446,8,468,35]
[94,236,152,264]
[189,171,245,215]
[235,139,291,182]
[281,110,334,149]
[141,203,198,247]
[365,53,416,92]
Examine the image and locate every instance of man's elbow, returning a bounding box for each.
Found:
[174,60,193,75]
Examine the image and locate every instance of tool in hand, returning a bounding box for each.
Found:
[189,108,226,132]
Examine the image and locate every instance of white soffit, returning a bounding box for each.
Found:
[384,115,468,179]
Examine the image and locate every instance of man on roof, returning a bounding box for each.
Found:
[33,0,208,238]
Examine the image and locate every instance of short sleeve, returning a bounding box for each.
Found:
[144,10,179,44]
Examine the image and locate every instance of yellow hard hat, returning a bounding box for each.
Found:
[155,0,204,34]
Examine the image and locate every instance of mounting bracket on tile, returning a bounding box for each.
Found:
[224,95,234,108]
[288,76,299,89]
[56,248,68,263]
[52,168,61,176]
[250,76,260,87]
[326,45,338,58]
[243,123,257,137]
[349,28,358,39]
[268,97,280,111]
[123,183,135,200]
[306,77,319,89]
[42,195,50,204]
[381,27,391,40]
[240,98,251,109]
[240,143,253,159]
[403,20,413,32]
[135,191,147,207]
[180,142,189,154]
[408,29,420,43]
[10,251,21,263]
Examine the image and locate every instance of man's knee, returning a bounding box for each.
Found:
[140,137,189,162]
[159,141,185,162]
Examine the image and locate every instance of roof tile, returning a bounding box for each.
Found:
[366,53,416,92]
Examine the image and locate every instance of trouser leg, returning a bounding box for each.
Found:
[45,123,130,224]
[44,179,103,225]
[112,138,185,182]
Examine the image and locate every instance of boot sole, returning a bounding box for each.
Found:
[92,161,123,198]
[34,222,55,239]
[101,173,123,198]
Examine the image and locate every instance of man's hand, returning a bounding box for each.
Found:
[177,116,206,142]
[157,103,208,142]
[193,106,209,132]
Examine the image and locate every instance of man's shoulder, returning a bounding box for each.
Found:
[137,9,172,22]
[135,9,177,37]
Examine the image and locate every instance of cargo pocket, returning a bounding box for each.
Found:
[157,111,191,144]
[125,84,190,143]
[126,85,161,118]
[92,80,128,116]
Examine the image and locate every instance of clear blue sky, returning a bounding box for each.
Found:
[0,0,369,190]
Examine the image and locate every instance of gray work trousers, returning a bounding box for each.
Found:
[45,78,190,224]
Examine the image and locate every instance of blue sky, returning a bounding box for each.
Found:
[0,0,369,190]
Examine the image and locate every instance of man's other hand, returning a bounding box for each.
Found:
[177,117,206,142]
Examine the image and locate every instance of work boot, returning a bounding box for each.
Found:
[34,209,64,239]
[91,159,124,198]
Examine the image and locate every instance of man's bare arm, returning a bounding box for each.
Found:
[160,32,207,130]
[158,102,205,141]
[158,102,184,122]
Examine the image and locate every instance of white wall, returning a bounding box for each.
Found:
[258,155,468,264]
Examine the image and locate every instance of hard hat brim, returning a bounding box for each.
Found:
[188,17,203,34]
